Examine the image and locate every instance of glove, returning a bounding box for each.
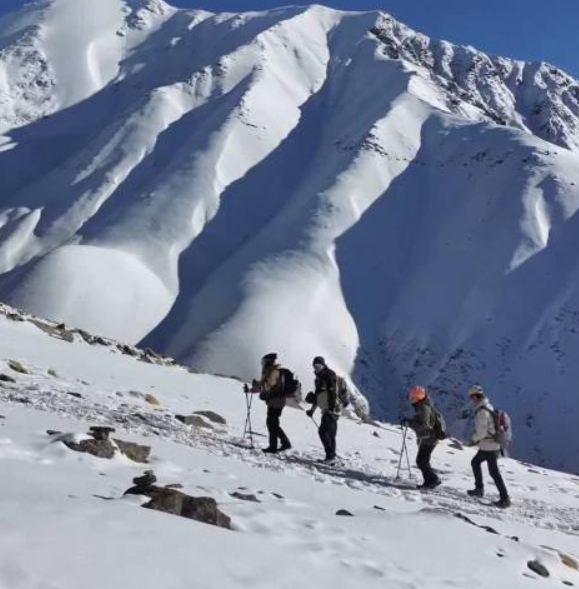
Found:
[305,391,316,404]
[259,392,268,401]
[243,383,249,393]
[400,417,410,427]
[306,409,314,418]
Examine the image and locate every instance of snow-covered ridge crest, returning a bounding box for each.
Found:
[370,13,579,151]
[1,0,579,473]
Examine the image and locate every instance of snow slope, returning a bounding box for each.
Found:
[1,306,579,589]
[0,0,579,471]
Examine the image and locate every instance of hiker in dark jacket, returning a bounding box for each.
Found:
[251,353,291,454]
[306,356,339,462]
[467,385,510,508]
[401,385,441,489]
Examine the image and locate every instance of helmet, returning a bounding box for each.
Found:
[312,356,325,367]
[468,385,484,398]
[408,385,427,404]
[262,353,277,365]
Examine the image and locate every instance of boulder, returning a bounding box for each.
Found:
[117,344,138,356]
[336,509,354,517]
[126,470,158,492]
[7,312,24,322]
[143,348,163,360]
[175,415,213,429]
[115,439,151,463]
[145,393,161,407]
[144,490,232,530]
[64,438,116,459]
[0,374,16,383]
[230,492,260,503]
[8,360,29,374]
[124,473,231,530]
[29,319,74,343]
[527,560,550,578]
[89,426,115,441]
[47,369,58,378]
[559,552,579,571]
[193,411,227,425]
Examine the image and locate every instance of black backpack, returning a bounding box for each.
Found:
[279,368,300,398]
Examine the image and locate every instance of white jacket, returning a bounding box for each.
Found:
[471,398,500,452]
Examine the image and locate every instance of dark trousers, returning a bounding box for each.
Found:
[416,443,439,485]
[266,407,290,450]
[319,412,338,459]
[471,450,509,500]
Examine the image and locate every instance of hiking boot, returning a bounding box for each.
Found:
[494,497,511,509]
[278,443,292,452]
[467,488,484,498]
[321,455,336,464]
[262,447,278,454]
[423,478,442,490]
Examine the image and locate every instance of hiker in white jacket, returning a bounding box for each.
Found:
[466,385,511,508]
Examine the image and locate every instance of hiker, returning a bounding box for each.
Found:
[401,385,442,489]
[250,353,292,454]
[306,356,339,462]
[467,385,511,508]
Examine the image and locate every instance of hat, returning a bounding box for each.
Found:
[468,385,484,397]
[312,356,325,366]
[408,385,427,404]
[262,353,277,363]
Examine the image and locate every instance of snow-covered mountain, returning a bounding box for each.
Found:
[1,0,579,471]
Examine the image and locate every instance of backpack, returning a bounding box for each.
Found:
[432,408,447,440]
[279,368,300,398]
[485,408,513,449]
[336,376,350,408]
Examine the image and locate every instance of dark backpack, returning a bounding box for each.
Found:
[432,408,447,440]
[279,368,300,398]
[336,376,350,408]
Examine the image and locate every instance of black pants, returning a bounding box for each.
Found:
[319,412,338,459]
[416,443,439,485]
[471,450,509,500]
[266,407,290,450]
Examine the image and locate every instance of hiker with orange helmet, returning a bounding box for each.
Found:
[401,385,442,489]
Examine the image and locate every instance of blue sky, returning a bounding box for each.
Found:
[1,0,578,77]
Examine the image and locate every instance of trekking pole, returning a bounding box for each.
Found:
[403,432,413,480]
[243,385,255,449]
[309,415,319,429]
[395,426,407,481]
[395,425,411,481]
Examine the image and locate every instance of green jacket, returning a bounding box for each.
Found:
[408,398,438,446]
